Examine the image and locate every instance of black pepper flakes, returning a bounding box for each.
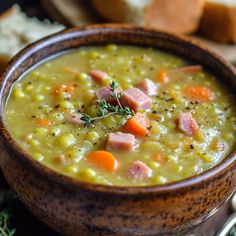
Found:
[190,144,194,150]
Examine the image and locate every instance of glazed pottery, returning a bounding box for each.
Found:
[0,25,236,236]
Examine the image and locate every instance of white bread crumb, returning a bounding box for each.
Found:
[0,5,64,69]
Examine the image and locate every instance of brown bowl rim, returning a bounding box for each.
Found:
[0,24,236,195]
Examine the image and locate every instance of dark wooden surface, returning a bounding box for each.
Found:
[0,1,234,235]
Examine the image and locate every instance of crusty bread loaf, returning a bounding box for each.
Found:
[91,0,204,34]
[0,5,64,71]
[200,0,236,43]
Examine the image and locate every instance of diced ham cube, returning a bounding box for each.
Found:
[138,79,157,96]
[106,132,136,151]
[96,86,122,104]
[176,112,199,136]
[120,87,152,111]
[65,113,84,125]
[89,69,108,83]
[127,161,152,181]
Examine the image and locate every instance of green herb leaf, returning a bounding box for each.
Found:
[0,189,17,236]
[80,113,92,126]
[0,208,16,236]
[110,80,119,91]
[80,80,134,126]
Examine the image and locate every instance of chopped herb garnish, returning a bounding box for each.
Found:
[80,81,134,126]
[0,189,17,236]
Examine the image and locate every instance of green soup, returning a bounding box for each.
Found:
[5,45,236,186]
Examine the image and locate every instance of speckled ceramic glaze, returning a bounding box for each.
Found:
[0,25,236,236]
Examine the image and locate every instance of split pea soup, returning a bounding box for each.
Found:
[5,45,236,186]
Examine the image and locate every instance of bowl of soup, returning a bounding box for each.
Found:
[0,25,235,236]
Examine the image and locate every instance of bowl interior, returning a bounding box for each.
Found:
[0,24,236,194]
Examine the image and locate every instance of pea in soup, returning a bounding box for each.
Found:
[5,45,236,186]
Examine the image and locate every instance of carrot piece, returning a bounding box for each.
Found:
[158,70,169,84]
[35,118,51,127]
[87,151,118,173]
[170,65,202,74]
[64,67,80,76]
[183,86,214,102]
[52,84,75,96]
[123,113,149,137]
[153,154,166,165]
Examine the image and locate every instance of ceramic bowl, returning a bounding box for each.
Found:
[0,25,236,236]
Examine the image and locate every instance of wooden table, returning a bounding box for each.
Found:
[0,0,234,235]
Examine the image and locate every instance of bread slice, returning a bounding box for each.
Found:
[0,5,64,71]
[200,0,236,43]
[91,0,204,34]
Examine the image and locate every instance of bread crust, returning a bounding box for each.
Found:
[91,0,204,34]
[0,5,16,20]
[200,2,236,43]
[145,0,204,34]
[91,0,127,22]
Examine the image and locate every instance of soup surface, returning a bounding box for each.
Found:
[5,45,236,186]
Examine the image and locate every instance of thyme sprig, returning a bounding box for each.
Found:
[110,80,123,109]
[0,189,17,236]
[80,81,134,126]
[0,209,15,236]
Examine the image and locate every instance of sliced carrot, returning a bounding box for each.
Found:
[170,65,202,74]
[35,118,51,127]
[183,86,214,102]
[52,84,75,96]
[123,113,149,137]
[158,70,169,84]
[87,151,118,173]
[64,67,80,76]
[153,154,166,165]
